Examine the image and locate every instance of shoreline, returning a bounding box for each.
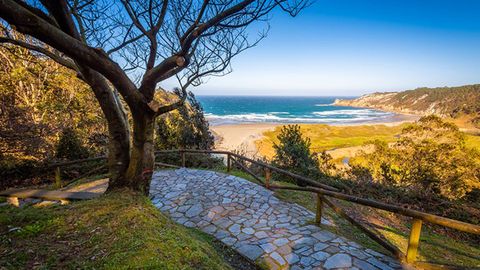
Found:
[209,113,420,155]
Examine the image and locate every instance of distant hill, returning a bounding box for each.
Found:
[335,84,480,127]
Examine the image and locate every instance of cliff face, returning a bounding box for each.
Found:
[334,84,480,118]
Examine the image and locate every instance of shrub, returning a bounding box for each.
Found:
[55,128,90,160]
[349,115,480,200]
[155,90,214,150]
[272,125,320,185]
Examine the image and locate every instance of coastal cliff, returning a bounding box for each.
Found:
[334,84,480,120]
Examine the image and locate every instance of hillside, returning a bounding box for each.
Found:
[334,84,480,127]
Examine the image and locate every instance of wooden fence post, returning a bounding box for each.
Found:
[406,218,423,263]
[315,193,323,225]
[181,150,186,167]
[265,168,271,189]
[227,153,231,172]
[55,166,62,188]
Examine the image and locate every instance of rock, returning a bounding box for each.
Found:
[273,238,289,247]
[185,204,203,217]
[353,258,379,270]
[228,224,241,235]
[270,252,286,266]
[260,243,276,253]
[242,227,255,235]
[324,254,352,269]
[367,258,394,270]
[312,230,336,242]
[284,253,300,264]
[312,251,329,261]
[237,244,263,261]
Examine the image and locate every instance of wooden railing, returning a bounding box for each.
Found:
[155,149,480,270]
[49,156,107,188]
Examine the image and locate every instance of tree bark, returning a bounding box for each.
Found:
[78,68,131,190]
[125,112,156,193]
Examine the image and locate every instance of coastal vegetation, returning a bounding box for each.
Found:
[335,84,480,129]
[257,119,480,267]
[264,117,480,222]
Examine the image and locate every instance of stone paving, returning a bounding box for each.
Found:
[150,168,403,270]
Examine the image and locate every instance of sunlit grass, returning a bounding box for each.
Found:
[0,190,235,269]
[256,123,480,158]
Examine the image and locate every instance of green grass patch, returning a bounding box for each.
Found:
[257,124,406,158]
[0,190,247,269]
[257,123,480,158]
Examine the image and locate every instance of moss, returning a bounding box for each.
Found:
[0,190,233,269]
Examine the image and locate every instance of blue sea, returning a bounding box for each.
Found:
[196,96,396,126]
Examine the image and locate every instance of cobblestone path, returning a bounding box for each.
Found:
[150,168,402,270]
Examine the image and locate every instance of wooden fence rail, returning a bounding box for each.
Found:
[155,149,480,269]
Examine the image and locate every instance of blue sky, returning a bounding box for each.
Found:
[173,0,480,96]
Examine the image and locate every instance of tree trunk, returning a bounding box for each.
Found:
[125,112,155,194]
[79,68,131,190]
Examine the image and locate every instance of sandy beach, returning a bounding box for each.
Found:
[210,123,280,156]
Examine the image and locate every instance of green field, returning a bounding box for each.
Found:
[257,123,480,159]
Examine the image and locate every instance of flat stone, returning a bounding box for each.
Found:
[314,242,329,251]
[324,254,352,269]
[312,251,329,261]
[260,243,276,253]
[228,224,241,235]
[312,230,336,242]
[237,244,263,261]
[284,253,300,264]
[353,258,379,270]
[367,258,394,270]
[242,227,255,235]
[185,204,203,217]
[273,238,289,247]
[300,256,315,266]
[254,231,268,239]
[270,251,286,266]
[220,237,237,246]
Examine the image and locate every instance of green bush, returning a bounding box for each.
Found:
[349,115,480,200]
[55,128,90,160]
[155,90,214,150]
[272,125,321,185]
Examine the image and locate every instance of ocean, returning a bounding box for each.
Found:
[197,96,395,125]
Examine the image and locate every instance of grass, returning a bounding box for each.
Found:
[256,123,480,159]
[256,124,407,158]
[0,189,254,270]
[220,168,480,268]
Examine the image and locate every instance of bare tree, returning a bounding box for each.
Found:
[0,0,309,194]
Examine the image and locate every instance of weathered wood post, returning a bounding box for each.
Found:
[227,153,231,172]
[406,218,423,263]
[265,168,271,189]
[54,166,62,188]
[7,197,19,207]
[181,150,186,167]
[315,193,323,225]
